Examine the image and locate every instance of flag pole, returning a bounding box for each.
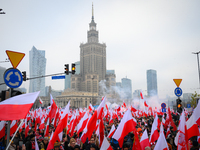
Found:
[6,119,24,150]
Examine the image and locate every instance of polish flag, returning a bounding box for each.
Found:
[25,119,29,138]
[77,112,89,135]
[107,124,116,138]
[140,90,144,99]
[44,118,49,137]
[47,101,70,150]
[80,114,92,143]
[10,120,18,136]
[165,126,170,138]
[154,124,169,150]
[39,97,43,104]
[122,101,126,108]
[49,94,58,122]
[0,91,40,120]
[112,109,137,147]
[39,118,45,130]
[186,114,199,139]
[131,105,137,112]
[175,112,189,150]
[140,129,150,150]
[0,121,6,139]
[99,117,105,147]
[144,100,148,107]
[81,98,105,143]
[35,137,39,150]
[88,103,94,112]
[191,100,200,126]
[149,114,159,143]
[100,135,113,150]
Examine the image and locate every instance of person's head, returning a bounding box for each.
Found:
[43,137,49,144]
[74,145,80,150]
[90,137,95,144]
[145,146,151,150]
[90,144,97,150]
[36,129,40,135]
[193,140,198,147]
[54,142,60,150]
[70,138,76,148]
[123,142,130,150]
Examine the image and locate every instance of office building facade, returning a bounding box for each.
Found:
[147,69,158,96]
[29,46,46,96]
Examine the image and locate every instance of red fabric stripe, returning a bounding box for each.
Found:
[108,146,113,150]
[150,130,159,143]
[117,119,136,147]
[187,123,199,139]
[0,103,34,120]
[0,127,5,139]
[140,138,150,150]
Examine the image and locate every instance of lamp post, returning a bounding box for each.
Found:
[192,51,200,90]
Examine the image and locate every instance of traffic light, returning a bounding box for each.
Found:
[65,64,69,75]
[72,63,76,74]
[22,71,26,81]
[176,98,182,113]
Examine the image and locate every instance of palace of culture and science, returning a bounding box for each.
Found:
[55,5,116,108]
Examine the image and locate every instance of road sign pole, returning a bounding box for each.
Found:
[6,88,12,148]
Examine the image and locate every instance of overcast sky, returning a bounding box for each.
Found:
[1,0,200,99]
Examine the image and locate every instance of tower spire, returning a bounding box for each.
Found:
[92,3,94,21]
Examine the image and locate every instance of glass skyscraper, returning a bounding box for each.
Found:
[29,46,46,96]
[147,69,158,96]
[121,77,132,99]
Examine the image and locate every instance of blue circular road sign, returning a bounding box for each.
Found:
[161,103,166,108]
[4,68,23,88]
[174,87,182,97]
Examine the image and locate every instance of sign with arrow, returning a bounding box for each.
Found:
[4,68,23,88]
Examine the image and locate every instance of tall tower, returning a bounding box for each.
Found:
[29,46,46,96]
[79,4,106,92]
[147,69,158,96]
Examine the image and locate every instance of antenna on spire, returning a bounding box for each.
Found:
[92,2,94,21]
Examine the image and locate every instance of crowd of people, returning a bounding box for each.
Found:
[0,103,200,150]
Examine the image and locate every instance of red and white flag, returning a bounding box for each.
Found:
[39,97,43,104]
[39,118,45,130]
[77,112,89,135]
[186,114,199,139]
[0,91,40,120]
[48,94,58,122]
[131,105,137,112]
[44,118,49,137]
[112,109,137,147]
[0,121,5,139]
[140,129,150,150]
[100,135,113,150]
[149,114,159,143]
[107,124,116,139]
[175,112,189,150]
[10,120,18,136]
[154,123,169,150]
[191,101,200,126]
[88,103,94,112]
[140,90,144,99]
[144,100,148,107]
[35,137,39,150]
[47,101,70,150]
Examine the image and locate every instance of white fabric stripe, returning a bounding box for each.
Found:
[0,91,40,105]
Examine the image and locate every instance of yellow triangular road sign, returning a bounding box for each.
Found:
[6,50,25,69]
[173,79,182,87]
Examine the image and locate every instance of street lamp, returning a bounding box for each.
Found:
[192,51,200,89]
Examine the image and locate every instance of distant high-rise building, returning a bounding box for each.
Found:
[0,66,7,92]
[147,69,158,96]
[29,46,46,96]
[121,77,132,99]
[71,4,109,95]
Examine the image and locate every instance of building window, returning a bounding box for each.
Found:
[72,78,75,81]
[85,101,87,107]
